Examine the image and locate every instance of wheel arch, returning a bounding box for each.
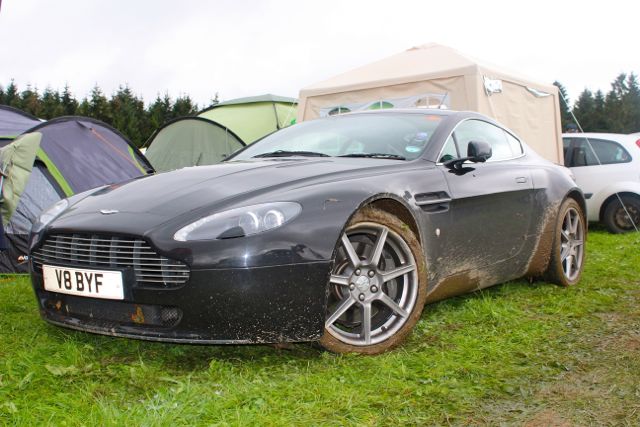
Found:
[565,188,587,218]
[365,197,422,243]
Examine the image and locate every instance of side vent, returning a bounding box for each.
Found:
[414,191,451,213]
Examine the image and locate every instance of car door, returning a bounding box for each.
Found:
[437,119,534,275]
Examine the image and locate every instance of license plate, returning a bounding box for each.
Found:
[42,265,124,300]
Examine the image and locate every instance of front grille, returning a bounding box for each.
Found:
[32,234,190,288]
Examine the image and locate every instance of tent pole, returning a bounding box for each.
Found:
[271,102,281,130]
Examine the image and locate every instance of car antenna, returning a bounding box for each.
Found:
[437,92,449,109]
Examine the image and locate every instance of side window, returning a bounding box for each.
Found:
[452,119,515,161]
[563,138,573,166]
[439,135,458,162]
[570,138,631,167]
[504,132,524,156]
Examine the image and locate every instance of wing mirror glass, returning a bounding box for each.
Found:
[467,140,492,162]
[443,140,492,170]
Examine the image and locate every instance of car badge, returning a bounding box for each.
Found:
[100,209,119,215]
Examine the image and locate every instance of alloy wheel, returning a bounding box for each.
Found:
[325,222,418,346]
[560,207,585,281]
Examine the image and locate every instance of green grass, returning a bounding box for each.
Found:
[1,230,639,426]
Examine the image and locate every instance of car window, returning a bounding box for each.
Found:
[563,137,572,166]
[567,138,632,167]
[231,113,444,161]
[452,119,516,161]
[439,135,458,162]
[504,132,524,156]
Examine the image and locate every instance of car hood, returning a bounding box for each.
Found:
[51,158,418,232]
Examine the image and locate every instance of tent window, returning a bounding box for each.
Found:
[319,93,449,118]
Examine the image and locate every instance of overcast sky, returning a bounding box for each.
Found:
[1,0,638,108]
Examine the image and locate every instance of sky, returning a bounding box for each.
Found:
[0,0,638,108]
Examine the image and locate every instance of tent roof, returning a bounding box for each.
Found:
[23,116,153,195]
[198,94,298,144]
[146,116,245,147]
[200,94,297,113]
[0,105,42,138]
[145,116,245,172]
[300,43,557,97]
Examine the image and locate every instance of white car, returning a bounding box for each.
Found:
[563,132,640,233]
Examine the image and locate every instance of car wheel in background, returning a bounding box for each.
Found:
[319,208,427,354]
[603,195,640,234]
[545,198,586,287]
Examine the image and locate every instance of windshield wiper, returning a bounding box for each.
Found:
[252,150,330,158]
[338,153,407,160]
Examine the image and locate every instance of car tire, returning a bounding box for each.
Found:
[544,198,586,287]
[603,195,640,234]
[319,207,427,354]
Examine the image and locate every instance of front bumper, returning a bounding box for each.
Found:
[32,261,330,344]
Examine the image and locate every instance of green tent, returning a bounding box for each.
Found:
[144,117,245,172]
[198,94,298,144]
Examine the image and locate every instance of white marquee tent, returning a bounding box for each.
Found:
[297,43,563,163]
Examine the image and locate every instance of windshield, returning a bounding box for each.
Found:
[230,113,444,161]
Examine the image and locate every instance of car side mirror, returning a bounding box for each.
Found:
[467,140,492,162]
[443,140,493,171]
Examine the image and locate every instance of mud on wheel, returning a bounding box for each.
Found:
[545,198,586,287]
[319,208,427,354]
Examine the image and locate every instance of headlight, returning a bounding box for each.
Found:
[173,202,302,241]
[31,199,69,234]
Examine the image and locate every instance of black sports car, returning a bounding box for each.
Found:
[29,110,586,354]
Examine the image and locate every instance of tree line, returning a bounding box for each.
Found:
[554,72,640,133]
[1,72,639,148]
[0,81,218,147]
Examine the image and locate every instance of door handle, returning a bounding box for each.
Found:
[515,176,528,184]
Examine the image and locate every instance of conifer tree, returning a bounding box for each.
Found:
[41,87,64,119]
[148,93,173,130]
[20,84,42,117]
[4,80,19,107]
[85,85,111,123]
[553,81,573,130]
[572,89,595,131]
[61,84,78,116]
[172,95,197,117]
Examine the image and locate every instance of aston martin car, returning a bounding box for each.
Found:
[29,109,586,354]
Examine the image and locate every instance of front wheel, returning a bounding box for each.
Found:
[319,208,427,354]
[544,198,586,286]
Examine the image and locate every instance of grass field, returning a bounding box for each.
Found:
[1,229,639,426]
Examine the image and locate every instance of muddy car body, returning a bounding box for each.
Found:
[30,110,586,353]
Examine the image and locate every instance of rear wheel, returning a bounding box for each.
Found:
[319,208,426,354]
[603,195,640,234]
[544,198,586,286]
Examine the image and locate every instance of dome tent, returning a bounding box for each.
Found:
[144,116,245,172]
[0,105,41,142]
[0,116,152,273]
[198,94,298,144]
[297,43,563,164]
